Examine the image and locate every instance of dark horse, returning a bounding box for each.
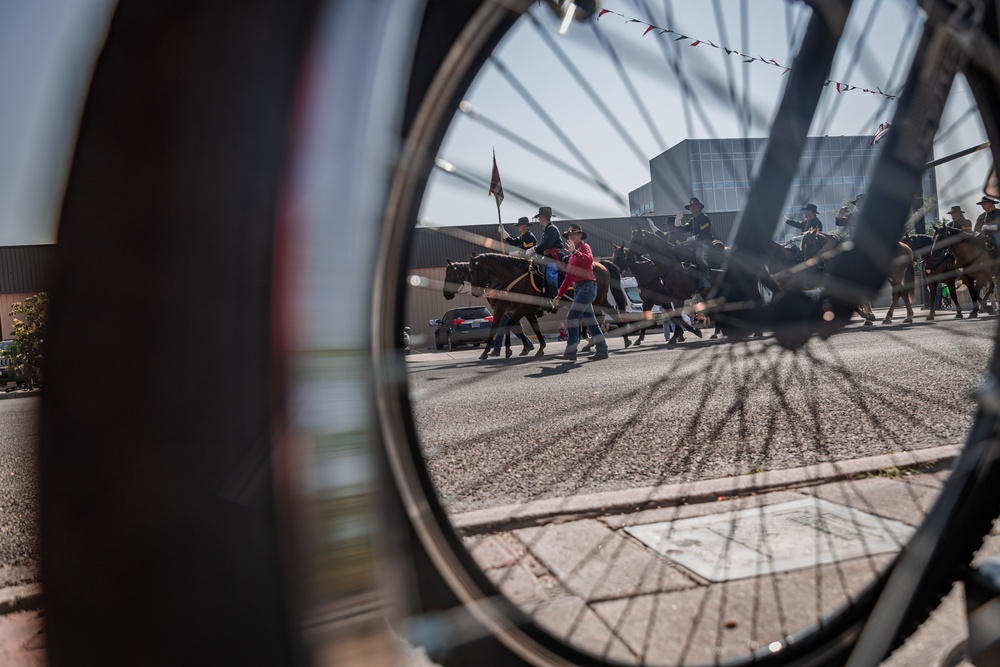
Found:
[443,260,540,357]
[902,232,967,320]
[466,252,627,361]
[627,229,728,339]
[799,229,914,324]
[931,225,997,317]
[610,244,702,346]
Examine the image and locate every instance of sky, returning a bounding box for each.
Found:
[418,0,991,229]
[0,0,991,245]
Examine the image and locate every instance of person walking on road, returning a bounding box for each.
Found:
[549,223,608,361]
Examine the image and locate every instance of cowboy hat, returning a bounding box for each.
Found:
[516,216,531,226]
[801,203,818,213]
[684,197,704,210]
[977,196,999,205]
[562,223,587,240]
[949,205,965,214]
[533,206,555,219]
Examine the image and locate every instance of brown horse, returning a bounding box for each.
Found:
[443,260,541,357]
[465,253,627,361]
[799,229,914,324]
[627,229,729,338]
[610,244,702,346]
[931,225,998,317]
[901,232,967,320]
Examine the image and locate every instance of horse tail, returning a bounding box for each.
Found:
[605,260,627,316]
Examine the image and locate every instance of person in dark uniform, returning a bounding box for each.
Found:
[975,196,1000,256]
[675,197,714,291]
[500,216,537,255]
[945,205,972,232]
[529,205,562,302]
[835,193,864,232]
[784,203,823,232]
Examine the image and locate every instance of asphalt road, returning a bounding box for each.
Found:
[0,397,40,589]
[408,313,997,515]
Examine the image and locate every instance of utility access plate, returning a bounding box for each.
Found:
[624,498,915,582]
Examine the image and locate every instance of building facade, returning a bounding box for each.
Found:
[630,136,937,240]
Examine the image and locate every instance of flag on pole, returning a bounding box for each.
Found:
[870,122,891,146]
[489,150,504,207]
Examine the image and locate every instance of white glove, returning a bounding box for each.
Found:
[985,224,998,232]
[499,225,510,239]
[675,212,684,227]
[525,247,536,256]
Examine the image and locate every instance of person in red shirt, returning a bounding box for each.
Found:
[551,223,609,361]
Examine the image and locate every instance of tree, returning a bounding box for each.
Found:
[2,292,47,389]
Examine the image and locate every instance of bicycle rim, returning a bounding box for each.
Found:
[376,1,1000,666]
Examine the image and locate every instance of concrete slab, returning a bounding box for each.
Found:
[624,498,913,582]
[592,555,894,666]
[529,595,640,665]
[802,475,942,526]
[515,520,697,602]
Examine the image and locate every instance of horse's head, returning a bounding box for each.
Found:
[442,259,471,300]
[931,224,959,254]
[611,243,628,270]
[468,254,490,298]
[799,228,832,261]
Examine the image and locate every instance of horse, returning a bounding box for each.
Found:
[465,253,628,361]
[627,229,728,339]
[443,260,544,357]
[901,232,967,320]
[799,229,915,325]
[610,243,702,346]
[931,225,998,317]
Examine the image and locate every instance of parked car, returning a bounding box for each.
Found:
[429,306,493,350]
[0,340,27,387]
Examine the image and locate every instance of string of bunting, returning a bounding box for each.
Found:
[596,7,898,101]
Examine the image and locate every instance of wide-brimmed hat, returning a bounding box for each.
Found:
[977,196,999,206]
[684,197,704,211]
[852,194,865,204]
[516,216,531,226]
[562,223,588,240]
[949,205,965,215]
[801,203,818,213]
[533,206,555,219]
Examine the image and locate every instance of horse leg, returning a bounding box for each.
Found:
[525,314,546,357]
[926,279,937,320]
[883,293,897,324]
[901,286,914,323]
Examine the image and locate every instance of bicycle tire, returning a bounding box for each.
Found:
[377,1,1000,666]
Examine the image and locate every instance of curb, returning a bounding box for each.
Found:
[450,445,959,536]
[0,584,42,615]
[0,390,40,401]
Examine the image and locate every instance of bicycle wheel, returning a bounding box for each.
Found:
[377,1,1000,665]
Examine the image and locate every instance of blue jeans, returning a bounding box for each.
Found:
[545,262,559,291]
[492,315,511,354]
[565,281,606,354]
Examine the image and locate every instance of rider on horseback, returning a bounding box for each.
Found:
[528,205,562,306]
[675,197,714,293]
[946,205,972,232]
[975,196,1000,257]
[500,216,537,255]
[785,203,824,232]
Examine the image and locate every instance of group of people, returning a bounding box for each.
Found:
[498,198,716,361]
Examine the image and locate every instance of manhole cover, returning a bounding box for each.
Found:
[623,498,914,582]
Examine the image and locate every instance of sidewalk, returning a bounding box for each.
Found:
[456,446,973,666]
